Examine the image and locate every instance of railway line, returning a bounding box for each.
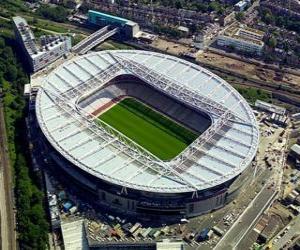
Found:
[207,67,300,107]
[0,104,16,250]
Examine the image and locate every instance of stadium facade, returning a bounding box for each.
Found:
[35,50,259,218]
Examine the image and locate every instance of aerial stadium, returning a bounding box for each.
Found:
[35,50,259,218]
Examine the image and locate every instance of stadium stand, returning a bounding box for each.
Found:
[78,75,211,133]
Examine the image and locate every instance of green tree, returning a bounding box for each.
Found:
[0,37,5,49]
[195,3,208,12]
[235,12,245,22]
[2,47,14,61]
[175,0,182,9]
[0,35,49,250]
[208,2,221,12]
[63,0,77,8]
[5,64,17,81]
[37,5,69,22]
[267,36,277,48]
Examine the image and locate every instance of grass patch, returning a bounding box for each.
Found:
[26,17,69,33]
[31,27,52,38]
[0,0,27,15]
[235,86,271,104]
[0,18,14,37]
[98,98,199,160]
[71,33,86,46]
[97,40,134,51]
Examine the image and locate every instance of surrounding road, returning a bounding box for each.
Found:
[0,104,16,250]
[214,127,289,250]
[214,183,277,250]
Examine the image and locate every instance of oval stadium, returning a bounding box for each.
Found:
[35,50,259,218]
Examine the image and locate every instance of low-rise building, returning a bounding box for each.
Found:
[254,100,286,116]
[269,112,288,127]
[261,0,300,22]
[292,113,300,121]
[61,219,89,250]
[135,31,158,43]
[12,16,71,73]
[194,23,220,49]
[234,0,251,12]
[217,23,265,55]
[255,214,281,243]
[290,144,300,160]
[88,10,140,39]
[219,12,235,26]
[156,239,186,250]
[177,26,189,34]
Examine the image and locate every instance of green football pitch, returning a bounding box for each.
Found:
[98,98,199,160]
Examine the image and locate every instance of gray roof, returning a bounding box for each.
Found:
[255,100,286,115]
[291,144,300,157]
[13,16,38,55]
[61,219,89,250]
[36,50,259,193]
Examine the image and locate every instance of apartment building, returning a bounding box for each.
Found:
[13,16,72,73]
[217,23,265,55]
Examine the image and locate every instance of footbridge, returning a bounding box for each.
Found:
[72,26,119,55]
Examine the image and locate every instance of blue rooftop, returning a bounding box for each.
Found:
[88,10,130,26]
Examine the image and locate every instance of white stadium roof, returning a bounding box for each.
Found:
[36,50,259,193]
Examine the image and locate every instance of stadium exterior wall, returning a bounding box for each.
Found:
[34,50,258,219]
[43,136,244,219]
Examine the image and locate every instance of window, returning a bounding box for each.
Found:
[101,192,106,201]
[113,198,121,206]
[188,203,194,213]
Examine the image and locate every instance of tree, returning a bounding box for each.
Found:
[78,2,89,13]
[0,37,5,49]
[261,8,275,25]
[37,5,69,22]
[195,3,208,12]
[2,47,14,61]
[5,64,17,82]
[175,0,182,9]
[0,34,49,250]
[208,2,221,12]
[63,0,77,9]
[283,40,290,52]
[189,23,197,34]
[235,12,245,22]
[276,16,285,26]
[267,36,277,48]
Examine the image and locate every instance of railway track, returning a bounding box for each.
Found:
[205,66,300,107]
[0,104,16,250]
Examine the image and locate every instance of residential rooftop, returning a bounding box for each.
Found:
[223,23,265,46]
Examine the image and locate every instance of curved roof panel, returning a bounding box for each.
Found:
[36,50,259,193]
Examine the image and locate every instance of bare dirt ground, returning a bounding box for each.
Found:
[150,38,300,92]
[150,38,193,55]
[197,51,300,88]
